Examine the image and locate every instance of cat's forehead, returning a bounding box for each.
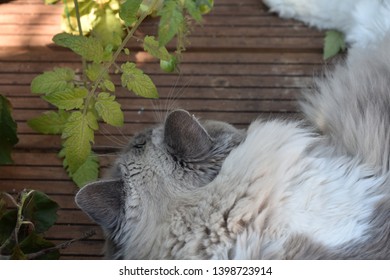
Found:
[129,125,163,145]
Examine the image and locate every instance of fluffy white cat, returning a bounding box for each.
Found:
[76,37,390,259]
[263,0,390,48]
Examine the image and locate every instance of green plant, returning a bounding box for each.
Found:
[323,30,346,60]
[29,0,213,187]
[0,190,95,259]
[0,190,59,259]
[0,94,19,165]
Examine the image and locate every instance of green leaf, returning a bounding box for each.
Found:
[158,0,184,46]
[62,111,95,173]
[143,35,171,61]
[95,92,124,127]
[22,191,59,234]
[53,33,105,63]
[0,196,6,218]
[119,0,142,26]
[0,209,17,247]
[10,245,27,260]
[0,95,18,165]
[323,30,346,60]
[70,153,99,187]
[19,232,59,260]
[92,8,124,50]
[121,62,158,98]
[184,0,202,22]
[86,111,99,131]
[86,63,106,82]
[61,0,97,34]
[43,87,88,110]
[103,79,116,92]
[28,110,70,135]
[44,0,60,4]
[31,67,75,95]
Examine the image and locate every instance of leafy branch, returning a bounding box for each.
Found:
[0,189,96,259]
[29,0,213,187]
[0,190,60,259]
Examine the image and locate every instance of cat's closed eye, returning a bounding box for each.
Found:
[132,135,146,149]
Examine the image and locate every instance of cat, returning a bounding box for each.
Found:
[75,37,390,259]
[262,0,390,48]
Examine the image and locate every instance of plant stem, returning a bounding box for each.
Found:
[73,0,87,84]
[25,230,96,259]
[83,0,161,115]
[14,190,34,245]
[0,230,96,260]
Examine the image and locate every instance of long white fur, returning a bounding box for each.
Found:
[263,0,390,48]
[211,120,382,258]
[151,120,384,259]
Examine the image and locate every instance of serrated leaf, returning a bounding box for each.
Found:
[119,0,142,26]
[22,191,59,234]
[43,88,88,110]
[103,79,115,92]
[86,63,106,82]
[53,33,105,63]
[158,0,184,46]
[92,8,124,49]
[19,232,60,260]
[61,0,96,34]
[86,111,99,131]
[62,111,95,173]
[28,110,70,135]
[184,0,202,22]
[121,62,158,98]
[143,35,171,61]
[70,153,99,187]
[95,92,124,126]
[0,95,18,165]
[323,30,346,60]
[31,67,75,95]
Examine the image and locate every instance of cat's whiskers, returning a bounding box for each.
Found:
[99,124,128,148]
[162,74,192,122]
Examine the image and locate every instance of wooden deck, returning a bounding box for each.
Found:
[0,0,324,259]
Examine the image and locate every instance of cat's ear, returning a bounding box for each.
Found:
[164,110,213,159]
[75,179,124,230]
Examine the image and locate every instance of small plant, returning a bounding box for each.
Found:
[29,0,214,187]
[0,190,95,259]
[0,190,59,259]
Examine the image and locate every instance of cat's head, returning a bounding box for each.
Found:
[75,109,244,259]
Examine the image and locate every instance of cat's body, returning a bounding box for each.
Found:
[262,0,390,48]
[76,38,390,259]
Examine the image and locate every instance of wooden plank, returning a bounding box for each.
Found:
[1,73,313,89]
[9,98,300,115]
[0,180,77,195]
[0,49,323,64]
[46,224,104,240]
[54,240,104,257]
[0,61,322,76]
